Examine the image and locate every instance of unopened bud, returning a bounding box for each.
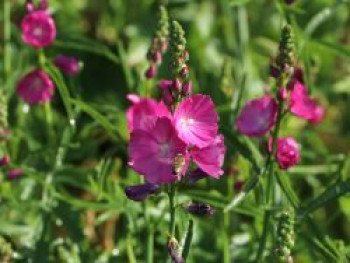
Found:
[7,169,23,180]
[145,66,157,79]
[185,202,215,216]
[0,156,10,167]
[125,183,159,202]
[182,81,192,96]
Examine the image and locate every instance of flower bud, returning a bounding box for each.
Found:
[152,50,162,64]
[234,179,244,193]
[145,66,157,79]
[168,237,184,263]
[180,66,189,78]
[0,156,10,167]
[7,169,23,180]
[277,87,288,101]
[275,137,300,170]
[187,168,207,184]
[172,79,182,92]
[182,81,192,96]
[185,202,215,216]
[270,65,280,78]
[124,183,159,202]
[54,55,82,76]
[158,79,173,90]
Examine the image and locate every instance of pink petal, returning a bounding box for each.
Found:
[191,135,225,179]
[236,95,277,137]
[174,94,218,148]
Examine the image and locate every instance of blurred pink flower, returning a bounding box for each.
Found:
[128,117,187,183]
[126,97,170,132]
[290,81,325,124]
[236,95,278,137]
[275,137,300,170]
[174,94,218,148]
[7,169,23,180]
[126,94,142,104]
[54,55,82,76]
[21,10,56,48]
[17,69,55,104]
[0,155,10,167]
[191,135,225,178]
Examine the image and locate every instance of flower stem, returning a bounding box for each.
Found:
[182,219,194,260]
[147,224,154,263]
[168,184,176,237]
[3,0,11,83]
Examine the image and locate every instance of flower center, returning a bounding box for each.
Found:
[30,79,43,92]
[179,117,195,129]
[159,143,170,158]
[33,27,44,37]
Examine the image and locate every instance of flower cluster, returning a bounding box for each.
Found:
[236,25,324,170]
[145,6,169,79]
[275,210,295,262]
[126,19,225,193]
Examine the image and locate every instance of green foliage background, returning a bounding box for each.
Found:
[1,0,350,262]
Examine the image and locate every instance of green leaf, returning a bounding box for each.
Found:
[299,180,350,218]
[229,0,251,6]
[314,40,350,59]
[70,99,124,144]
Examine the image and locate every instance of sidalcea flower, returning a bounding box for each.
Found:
[7,169,23,180]
[236,95,278,137]
[174,94,218,148]
[17,69,55,104]
[128,117,187,184]
[54,55,82,76]
[0,156,10,167]
[191,135,225,178]
[21,10,56,48]
[275,137,300,170]
[126,98,170,132]
[124,183,159,201]
[185,202,215,216]
[290,81,325,124]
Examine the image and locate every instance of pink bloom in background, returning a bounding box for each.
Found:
[275,137,300,170]
[126,98,170,132]
[0,155,10,167]
[128,117,187,184]
[191,135,225,178]
[54,55,82,76]
[174,95,218,148]
[236,95,278,137]
[21,10,56,48]
[7,169,23,180]
[17,69,55,104]
[290,81,325,124]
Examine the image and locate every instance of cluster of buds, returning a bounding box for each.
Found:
[275,210,295,263]
[0,90,10,141]
[167,237,184,263]
[145,6,169,79]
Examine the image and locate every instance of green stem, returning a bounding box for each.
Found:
[127,233,137,263]
[44,102,55,146]
[168,184,176,237]
[255,210,271,261]
[3,0,11,83]
[147,224,154,263]
[222,213,231,263]
[182,219,194,260]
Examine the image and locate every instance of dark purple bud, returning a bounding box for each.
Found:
[293,67,304,83]
[168,238,184,263]
[172,79,182,92]
[25,0,35,12]
[54,55,82,76]
[182,81,192,96]
[152,51,162,64]
[145,66,157,79]
[180,66,189,78]
[158,79,173,90]
[163,88,174,107]
[277,87,288,101]
[187,168,207,184]
[124,183,159,202]
[185,202,215,216]
[234,180,244,193]
[40,0,48,10]
[270,65,280,78]
[285,0,296,5]
[7,169,23,180]
[0,155,10,167]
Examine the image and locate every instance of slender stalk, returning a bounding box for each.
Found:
[255,210,271,261]
[182,219,194,260]
[3,0,11,83]
[44,102,55,146]
[127,232,137,263]
[168,184,176,237]
[222,213,231,263]
[147,224,154,263]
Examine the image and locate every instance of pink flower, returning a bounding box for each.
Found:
[191,135,225,178]
[54,55,82,76]
[17,69,55,104]
[126,98,171,132]
[128,117,187,184]
[21,10,56,48]
[7,169,23,180]
[275,137,300,170]
[236,95,278,137]
[174,94,218,148]
[290,81,325,124]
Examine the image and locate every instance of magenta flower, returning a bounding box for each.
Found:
[275,137,300,170]
[174,95,218,148]
[21,10,56,48]
[290,81,325,124]
[54,55,82,76]
[236,95,278,137]
[191,135,225,178]
[7,169,23,180]
[126,98,171,132]
[17,69,55,104]
[128,117,187,184]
